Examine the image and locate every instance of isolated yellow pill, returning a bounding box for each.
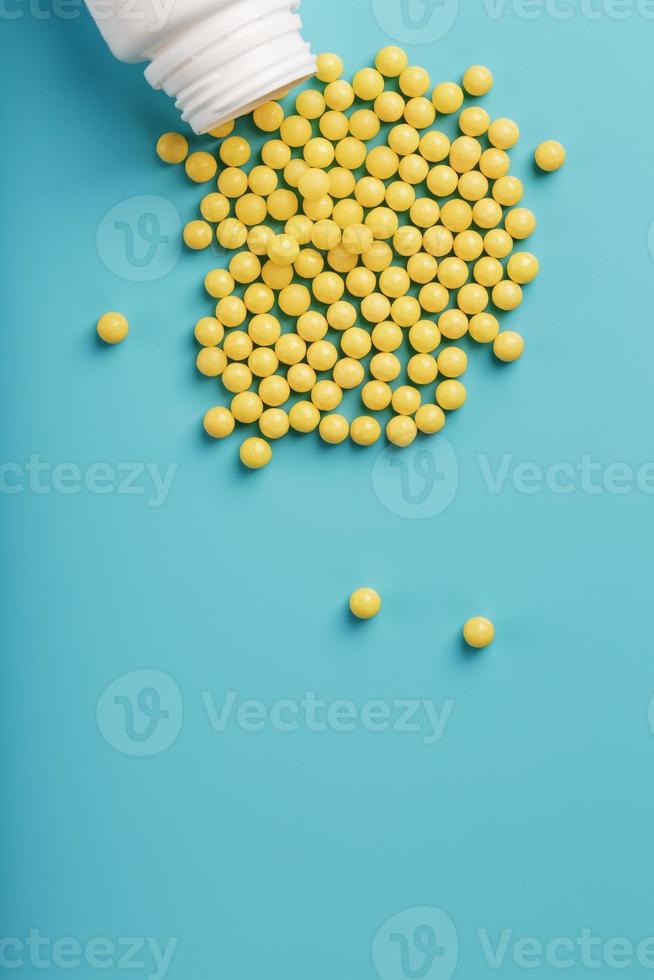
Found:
[349,587,381,619]
[432,82,463,114]
[196,347,227,377]
[203,406,234,438]
[319,413,350,444]
[462,64,493,96]
[97,311,128,344]
[386,415,417,447]
[259,408,290,440]
[361,293,391,326]
[415,403,445,434]
[399,66,430,97]
[350,415,381,446]
[507,251,539,284]
[463,616,494,648]
[375,45,408,77]
[185,151,217,182]
[231,391,263,424]
[195,316,224,346]
[436,379,466,410]
[240,436,271,469]
[316,52,343,83]
[183,220,212,249]
[488,118,519,150]
[289,400,320,433]
[222,362,252,392]
[366,207,399,241]
[535,140,566,172]
[156,131,188,164]
[253,101,284,132]
[220,136,250,166]
[493,330,525,362]
[335,137,367,170]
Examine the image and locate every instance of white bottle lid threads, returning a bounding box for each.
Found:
[144,0,316,134]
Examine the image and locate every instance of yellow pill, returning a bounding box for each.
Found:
[259,407,290,440]
[458,171,488,202]
[267,189,299,221]
[335,136,367,170]
[362,241,394,272]
[316,51,343,83]
[535,139,566,172]
[280,115,313,148]
[97,311,128,344]
[289,400,321,433]
[469,312,499,343]
[392,385,420,415]
[247,224,275,256]
[253,100,284,132]
[249,313,281,347]
[295,248,324,279]
[386,415,417,446]
[484,228,513,258]
[223,330,252,361]
[437,256,468,289]
[334,357,365,390]
[407,251,438,284]
[453,229,483,261]
[493,175,524,206]
[474,256,503,287]
[400,66,430,97]
[436,379,466,410]
[409,319,440,353]
[494,330,525,362]
[346,266,376,297]
[355,176,386,208]
[200,192,230,223]
[333,198,364,228]
[185,151,217,182]
[288,362,317,392]
[303,195,334,222]
[313,271,345,304]
[208,119,234,138]
[370,351,401,381]
[342,223,373,255]
[463,616,494,648]
[366,145,399,180]
[311,379,342,411]
[449,136,482,174]
[404,96,435,130]
[492,280,523,311]
[247,166,277,198]
[327,300,357,330]
[183,220,212,249]
[307,339,338,371]
[229,251,261,285]
[423,226,453,257]
[259,374,291,406]
[197,347,227,377]
[296,88,326,119]
[367,207,399,240]
[459,106,490,137]
[488,117,519,150]
[415,403,445,434]
[374,90,406,123]
[438,309,468,340]
[353,67,385,101]
[329,167,357,199]
[204,265,234,298]
[390,295,421,327]
[505,207,536,240]
[440,199,472,234]
[409,198,439,230]
[280,284,311,317]
[216,295,246,327]
[361,292,392,324]
[203,405,234,438]
[372,320,403,351]
[319,413,350,444]
[240,436,271,469]
[472,198,503,229]
[320,110,349,141]
[281,161,306,192]
[222,362,252,392]
[407,353,438,385]
[419,282,450,313]
[216,218,248,249]
[375,45,408,77]
[362,379,392,410]
[458,283,488,315]
[261,260,293,290]
[427,165,458,197]
[341,326,372,359]
[248,347,278,378]
[297,311,328,342]
[508,251,539,284]
[479,147,510,180]
[156,131,188,164]
[217,167,248,198]
[275,330,307,364]
[386,181,415,212]
[195,316,224,346]
[379,266,410,298]
[324,79,355,111]
[349,108,380,141]
[437,346,467,377]
[432,82,463,114]
[462,64,493,96]
[350,415,381,446]
[261,139,291,169]
[349,587,382,619]
[399,154,429,185]
[220,136,250,166]
[419,130,450,163]
[231,390,263,424]
[388,123,420,156]
[285,214,314,245]
[268,233,300,266]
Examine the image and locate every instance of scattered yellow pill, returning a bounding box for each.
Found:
[362,379,392,411]
[196,347,227,377]
[468,312,499,343]
[240,436,272,469]
[492,280,523,311]
[288,362,317,392]
[371,352,401,382]
[375,45,408,77]
[324,79,355,111]
[311,379,342,411]
[320,110,349,141]
[319,413,350,444]
[350,415,382,446]
[315,52,343,83]
[353,67,385,101]
[349,587,381,619]
[436,379,466,410]
[203,406,235,439]
[399,66,430,98]
[488,117,519,150]
[259,408,290,440]
[463,616,494,648]
[407,353,438,385]
[415,403,445,434]
[261,139,291,169]
[349,108,380,141]
[535,140,566,172]
[392,385,420,416]
[229,250,261,284]
[296,88,326,119]
[216,218,248,249]
[156,131,188,164]
[220,136,250,167]
[386,415,417,447]
[231,390,263,424]
[195,316,224,346]
[507,251,539,284]
[333,357,364,389]
[200,192,230,223]
[432,82,463,114]
[222,362,252,392]
[505,207,536,240]
[307,338,337,371]
[253,101,284,132]
[493,330,525,362]
[289,400,320,432]
[374,90,406,123]
[185,151,217,183]
[97,311,128,344]
[462,65,493,96]
[437,346,468,378]
[268,233,300,266]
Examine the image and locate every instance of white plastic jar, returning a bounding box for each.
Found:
[84,0,316,133]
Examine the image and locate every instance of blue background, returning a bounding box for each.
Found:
[2,0,654,977]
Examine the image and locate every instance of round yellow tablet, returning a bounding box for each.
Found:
[350,415,381,446]
[203,406,234,439]
[462,65,493,96]
[296,88,326,120]
[156,131,188,164]
[316,52,343,83]
[488,117,519,150]
[183,220,212,249]
[415,403,445,434]
[362,380,392,411]
[319,413,350,444]
[432,82,463,114]
[374,90,406,123]
[221,362,251,392]
[195,316,224,346]
[196,347,227,377]
[289,400,320,433]
[240,436,271,469]
[349,587,381,619]
[437,346,467,378]
[492,280,523,311]
[386,415,417,447]
[200,193,230,223]
[507,251,539,284]
[493,330,525,362]
[259,408,290,440]
[311,379,342,411]
[535,140,566,172]
[375,45,408,77]
[231,390,263,424]
[333,357,365,389]
[97,311,128,344]
[253,101,284,132]
[463,616,494,648]
[399,66,430,98]
[185,151,217,183]
[436,379,466,410]
[505,208,536,240]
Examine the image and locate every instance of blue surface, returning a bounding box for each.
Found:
[2,2,654,978]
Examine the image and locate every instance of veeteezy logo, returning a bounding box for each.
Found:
[0,930,177,980]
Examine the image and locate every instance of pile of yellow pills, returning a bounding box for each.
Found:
[151,48,563,468]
